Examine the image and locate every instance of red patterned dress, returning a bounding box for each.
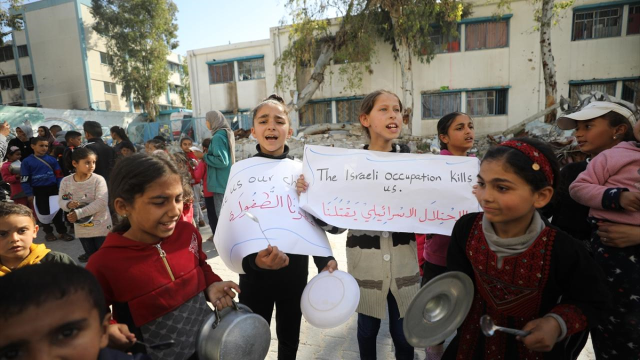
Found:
[443,213,610,360]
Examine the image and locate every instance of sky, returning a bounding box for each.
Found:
[172,0,289,55]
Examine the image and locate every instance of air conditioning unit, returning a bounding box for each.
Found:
[105,100,111,111]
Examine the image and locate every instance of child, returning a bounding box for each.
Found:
[62,130,83,175]
[59,148,112,263]
[0,262,150,359]
[238,94,338,360]
[416,112,475,360]
[180,136,206,227]
[38,125,59,152]
[86,153,239,359]
[20,136,73,242]
[144,138,166,154]
[297,90,418,360]
[168,151,196,225]
[0,202,74,275]
[193,138,217,240]
[1,146,28,207]
[8,122,34,158]
[443,137,610,360]
[117,141,136,157]
[203,110,235,218]
[566,104,639,360]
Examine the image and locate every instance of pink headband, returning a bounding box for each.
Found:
[500,140,554,185]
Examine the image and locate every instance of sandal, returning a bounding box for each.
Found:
[45,233,57,242]
[59,233,75,241]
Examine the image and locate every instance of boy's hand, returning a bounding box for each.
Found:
[107,323,136,351]
[620,191,640,212]
[255,245,289,270]
[321,259,338,273]
[518,317,561,352]
[0,121,10,136]
[296,175,308,196]
[206,281,241,310]
[193,150,204,159]
[67,211,78,223]
[67,200,80,209]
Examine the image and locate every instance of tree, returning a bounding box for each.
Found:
[178,57,192,109]
[0,0,23,46]
[275,0,469,135]
[91,0,178,121]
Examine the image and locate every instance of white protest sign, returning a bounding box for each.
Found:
[214,157,333,274]
[299,145,481,235]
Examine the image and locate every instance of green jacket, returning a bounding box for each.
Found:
[204,129,232,194]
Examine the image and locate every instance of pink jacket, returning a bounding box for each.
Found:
[570,141,640,225]
[1,162,24,199]
[194,160,213,197]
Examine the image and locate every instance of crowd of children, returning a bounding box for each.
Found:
[0,89,637,360]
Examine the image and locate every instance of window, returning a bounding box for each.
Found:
[427,27,461,54]
[465,21,508,50]
[336,99,362,123]
[103,81,117,94]
[569,82,616,105]
[629,5,640,35]
[573,7,622,40]
[167,61,181,73]
[300,102,332,126]
[422,93,461,119]
[0,76,19,90]
[0,46,14,62]
[467,90,508,116]
[238,58,265,81]
[100,52,114,66]
[208,62,234,84]
[17,45,28,58]
[22,75,33,91]
[621,79,640,107]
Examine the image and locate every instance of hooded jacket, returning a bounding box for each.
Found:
[0,243,75,276]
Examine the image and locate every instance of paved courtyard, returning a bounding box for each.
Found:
[41,213,596,360]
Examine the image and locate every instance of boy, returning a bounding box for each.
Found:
[62,130,83,176]
[82,121,115,183]
[20,136,73,242]
[180,137,206,227]
[0,262,148,359]
[0,202,74,275]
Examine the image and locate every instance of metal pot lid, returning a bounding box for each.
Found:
[403,271,474,348]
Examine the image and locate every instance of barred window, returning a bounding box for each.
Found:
[336,99,362,123]
[0,46,14,62]
[238,58,265,81]
[100,52,114,66]
[422,93,461,119]
[569,82,616,105]
[465,21,508,51]
[208,62,234,84]
[573,8,622,40]
[17,45,28,58]
[621,80,640,107]
[300,102,332,126]
[22,75,34,91]
[0,76,19,90]
[467,90,508,116]
[428,27,461,54]
[103,81,117,94]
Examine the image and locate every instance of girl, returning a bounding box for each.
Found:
[192,138,217,240]
[37,125,59,152]
[416,112,474,360]
[180,136,206,227]
[203,110,235,218]
[564,102,639,360]
[58,148,112,263]
[443,137,609,360]
[168,151,196,225]
[238,94,338,360]
[298,90,419,360]
[145,138,166,154]
[110,126,130,147]
[86,153,239,360]
[1,146,28,207]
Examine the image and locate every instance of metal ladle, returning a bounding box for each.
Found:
[480,315,531,337]
[244,211,272,246]
[136,339,176,350]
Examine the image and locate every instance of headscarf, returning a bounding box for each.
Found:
[206,110,236,164]
[38,126,58,148]
[16,123,33,141]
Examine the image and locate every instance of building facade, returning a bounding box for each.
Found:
[0,0,185,113]
[187,0,640,135]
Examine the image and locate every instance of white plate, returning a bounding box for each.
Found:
[301,270,360,329]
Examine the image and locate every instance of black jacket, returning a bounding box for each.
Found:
[82,138,115,183]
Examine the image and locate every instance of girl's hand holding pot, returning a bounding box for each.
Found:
[206,281,241,310]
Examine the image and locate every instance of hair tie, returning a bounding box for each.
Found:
[500,140,554,185]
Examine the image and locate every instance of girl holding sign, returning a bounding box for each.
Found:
[241,94,339,360]
[416,112,475,359]
[297,90,419,360]
[444,138,609,359]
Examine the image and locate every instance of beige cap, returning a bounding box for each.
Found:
[556,101,637,130]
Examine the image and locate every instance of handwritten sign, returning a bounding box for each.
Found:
[299,145,481,235]
[214,157,333,274]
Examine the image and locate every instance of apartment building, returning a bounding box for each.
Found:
[0,0,185,112]
[187,0,640,135]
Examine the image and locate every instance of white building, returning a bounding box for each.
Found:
[0,0,186,113]
[187,0,640,135]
